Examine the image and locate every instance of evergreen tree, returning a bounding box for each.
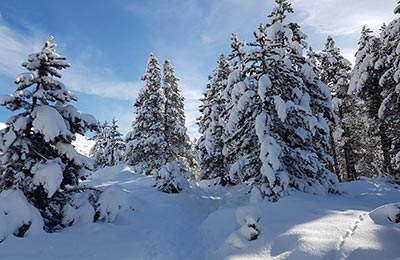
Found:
[377,5,400,176]
[348,27,389,174]
[0,37,98,232]
[197,54,231,184]
[222,0,337,200]
[163,60,190,165]
[105,117,125,167]
[154,60,192,193]
[92,118,125,168]
[90,121,109,169]
[317,36,374,181]
[224,34,261,185]
[125,54,166,175]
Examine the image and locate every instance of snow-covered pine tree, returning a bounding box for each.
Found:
[162,60,190,165]
[317,36,374,181]
[0,36,98,232]
[197,54,231,184]
[103,117,125,167]
[246,0,337,200]
[348,27,389,174]
[153,60,191,193]
[125,53,166,175]
[90,121,109,169]
[377,4,400,176]
[224,34,263,185]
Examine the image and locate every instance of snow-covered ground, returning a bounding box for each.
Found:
[0,164,398,260]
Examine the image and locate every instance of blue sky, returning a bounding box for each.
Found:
[0,0,397,138]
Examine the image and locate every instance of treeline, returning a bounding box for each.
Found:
[197,0,400,200]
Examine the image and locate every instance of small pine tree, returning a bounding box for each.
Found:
[125,54,166,175]
[0,37,98,232]
[105,117,125,167]
[90,121,110,169]
[91,118,125,168]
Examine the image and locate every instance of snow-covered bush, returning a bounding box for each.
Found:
[153,161,189,194]
[226,205,261,248]
[94,185,129,223]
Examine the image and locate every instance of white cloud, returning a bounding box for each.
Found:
[0,18,44,78]
[0,19,142,101]
[63,63,141,101]
[292,0,397,36]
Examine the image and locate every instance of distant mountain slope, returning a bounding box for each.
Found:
[72,134,95,157]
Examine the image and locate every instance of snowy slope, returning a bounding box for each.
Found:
[72,134,95,157]
[0,165,399,260]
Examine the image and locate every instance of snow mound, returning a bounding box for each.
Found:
[88,164,137,186]
[369,202,400,225]
[95,185,130,223]
[0,189,43,241]
[62,191,96,226]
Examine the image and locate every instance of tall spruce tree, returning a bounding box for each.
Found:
[125,54,166,175]
[224,33,261,185]
[197,54,231,184]
[153,60,192,193]
[0,37,98,232]
[163,60,190,165]
[221,0,337,200]
[377,5,400,176]
[348,26,390,175]
[317,36,373,181]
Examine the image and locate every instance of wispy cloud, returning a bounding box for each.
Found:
[0,16,44,78]
[292,0,397,36]
[0,18,142,101]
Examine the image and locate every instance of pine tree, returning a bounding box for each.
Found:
[163,60,190,165]
[224,33,261,185]
[0,37,98,232]
[197,54,231,184]
[348,27,389,174]
[105,117,125,167]
[153,60,192,193]
[225,0,337,200]
[90,121,109,169]
[377,4,400,176]
[317,36,374,181]
[92,118,125,168]
[125,53,166,175]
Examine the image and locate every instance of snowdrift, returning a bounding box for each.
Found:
[0,166,398,260]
